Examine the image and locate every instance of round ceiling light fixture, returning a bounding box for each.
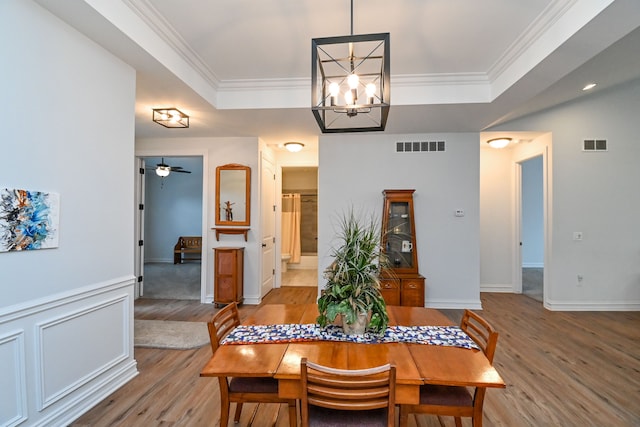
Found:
[487,138,512,149]
[284,142,305,152]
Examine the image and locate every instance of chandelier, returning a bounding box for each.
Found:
[311,1,390,133]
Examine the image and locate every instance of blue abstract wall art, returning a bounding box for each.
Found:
[0,188,60,252]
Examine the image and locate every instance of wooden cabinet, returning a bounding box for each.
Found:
[380,274,425,307]
[380,190,425,306]
[214,247,244,306]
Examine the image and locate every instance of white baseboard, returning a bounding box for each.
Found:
[425,299,483,310]
[480,284,513,293]
[545,300,640,311]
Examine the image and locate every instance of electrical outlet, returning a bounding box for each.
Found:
[573,231,583,241]
[577,274,584,286]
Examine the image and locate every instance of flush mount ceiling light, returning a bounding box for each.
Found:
[284,142,305,152]
[311,0,390,133]
[582,82,597,91]
[152,108,189,128]
[487,138,512,149]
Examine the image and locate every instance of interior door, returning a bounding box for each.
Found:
[260,151,277,297]
[134,158,146,297]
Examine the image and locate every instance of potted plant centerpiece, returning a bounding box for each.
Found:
[317,208,389,335]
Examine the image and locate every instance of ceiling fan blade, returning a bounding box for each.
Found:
[170,166,183,170]
[173,169,192,173]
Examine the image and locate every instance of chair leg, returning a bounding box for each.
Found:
[398,407,409,427]
[234,403,243,423]
[454,416,463,427]
[287,401,297,427]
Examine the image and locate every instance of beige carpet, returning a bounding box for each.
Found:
[134,319,209,350]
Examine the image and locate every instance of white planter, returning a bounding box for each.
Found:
[342,312,368,335]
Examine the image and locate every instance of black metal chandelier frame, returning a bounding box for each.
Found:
[311,3,390,133]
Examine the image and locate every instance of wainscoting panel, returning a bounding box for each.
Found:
[0,331,27,427]
[36,296,129,410]
[0,277,138,427]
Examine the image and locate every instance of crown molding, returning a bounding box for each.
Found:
[122,0,220,90]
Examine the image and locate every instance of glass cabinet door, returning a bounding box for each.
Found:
[381,190,418,274]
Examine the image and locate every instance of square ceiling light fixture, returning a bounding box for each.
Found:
[311,1,389,133]
[152,108,189,128]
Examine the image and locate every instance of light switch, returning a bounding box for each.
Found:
[455,209,465,217]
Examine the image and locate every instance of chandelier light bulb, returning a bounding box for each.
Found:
[366,83,376,104]
[329,82,340,106]
[344,90,354,105]
[347,73,359,89]
[329,82,340,96]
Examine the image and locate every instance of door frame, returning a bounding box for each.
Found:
[135,149,209,303]
[512,142,552,307]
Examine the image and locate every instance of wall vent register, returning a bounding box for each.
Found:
[396,141,445,153]
[583,139,607,151]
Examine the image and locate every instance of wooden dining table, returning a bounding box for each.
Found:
[200,303,505,405]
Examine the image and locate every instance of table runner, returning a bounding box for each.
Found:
[221,324,480,350]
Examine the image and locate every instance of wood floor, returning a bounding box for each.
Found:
[70,288,640,427]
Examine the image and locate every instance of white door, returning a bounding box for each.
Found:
[260,151,277,297]
[134,158,146,297]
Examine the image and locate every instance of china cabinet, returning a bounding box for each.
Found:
[380,189,425,306]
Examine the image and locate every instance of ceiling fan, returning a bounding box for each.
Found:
[148,158,192,177]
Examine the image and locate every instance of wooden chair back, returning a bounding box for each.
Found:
[300,358,396,427]
[399,310,500,427]
[460,309,499,363]
[207,302,297,427]
[207,302,241,354]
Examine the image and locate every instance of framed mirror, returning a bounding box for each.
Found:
[215,164,251,226]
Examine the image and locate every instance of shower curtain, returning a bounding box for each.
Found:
[282,193,301,263]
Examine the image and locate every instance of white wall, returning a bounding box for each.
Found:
[136,137,261,303]
[489,79,640,310]
[318,133,481,309]
[0,1,137,425]
[479,147,514,290]
[143,157,203,262]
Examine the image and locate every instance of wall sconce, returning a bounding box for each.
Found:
[152,108,189,128]
[284,142,305,152]
[487,138,511,149]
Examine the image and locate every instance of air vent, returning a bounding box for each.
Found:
[396,140,445,153]
[583,139,607,151]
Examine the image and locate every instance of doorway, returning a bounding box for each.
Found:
[137,156,204,300]
[520,156,544,301]
[281,167,318,287]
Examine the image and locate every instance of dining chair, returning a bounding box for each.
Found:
[399,309,499,427]
[300,357,396,427]
[207,302,297,427]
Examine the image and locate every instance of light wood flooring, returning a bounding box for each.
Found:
[70,289,640,427]
[281,268,318,287]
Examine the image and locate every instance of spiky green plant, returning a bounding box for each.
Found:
[317,208,389,333]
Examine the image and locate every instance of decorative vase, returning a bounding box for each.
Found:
[342,312,368,335]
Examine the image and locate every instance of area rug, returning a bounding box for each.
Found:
[134,319,209,350]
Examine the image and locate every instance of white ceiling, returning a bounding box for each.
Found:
[37,0,640,147]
